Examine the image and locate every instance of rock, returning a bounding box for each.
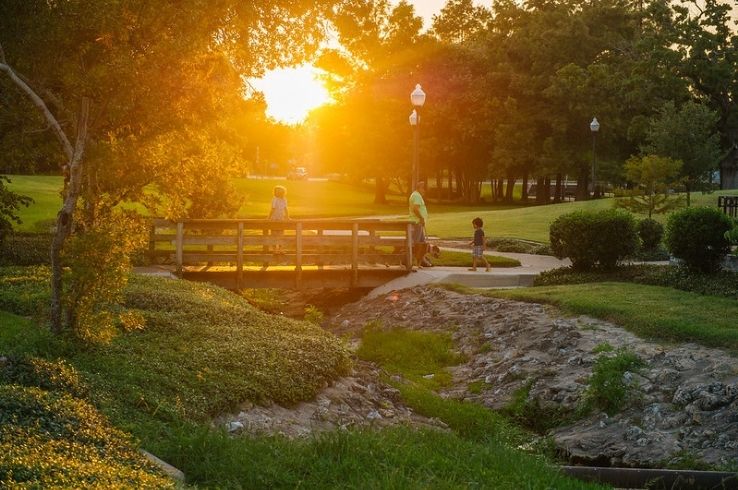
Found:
[367,410,382,421]
[227,421,244,433]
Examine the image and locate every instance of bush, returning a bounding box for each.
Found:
[637,218,664,251]
[0,233,52,266]
[665,206,733,272]
[549,209,638,271]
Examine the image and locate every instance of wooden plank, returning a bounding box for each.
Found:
[182,269,408,290]
[179,237,239,246]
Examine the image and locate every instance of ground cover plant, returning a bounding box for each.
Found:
[487,282,738,351]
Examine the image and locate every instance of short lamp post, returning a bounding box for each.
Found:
[410,84,426,190]
[590,117,600,198]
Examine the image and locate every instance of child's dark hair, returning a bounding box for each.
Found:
[472,217,483,227]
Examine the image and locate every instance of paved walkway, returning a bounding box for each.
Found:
[367,248,570,298]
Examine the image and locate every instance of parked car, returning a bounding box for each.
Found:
[287,167,308,180]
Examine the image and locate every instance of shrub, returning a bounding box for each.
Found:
[549,209,638,271]
[0,233,52,266]
[665,206,733,272]
[637,218,664,251]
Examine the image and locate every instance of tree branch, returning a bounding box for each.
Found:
[0,41,74,161]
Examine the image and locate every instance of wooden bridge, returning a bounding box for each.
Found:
[149,218,415,289]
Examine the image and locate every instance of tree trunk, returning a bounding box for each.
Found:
[543,177,551,204]
[374,175,388,204]
[536,177,545,204]
[504,174,515,203]
[554,173,563,203]
[720,146,738,189]
[50,98,89,333]
[521,172,529,202]
[576,168,589,201]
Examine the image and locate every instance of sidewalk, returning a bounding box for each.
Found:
[367,248,570,298]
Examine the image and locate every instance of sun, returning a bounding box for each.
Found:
[249,65,332,125]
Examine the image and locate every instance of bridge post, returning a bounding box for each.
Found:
[295,221,303,289]
[236,222,244,289]
[175,222,184,278]
[406,223,413,271]
[351,223,359,286]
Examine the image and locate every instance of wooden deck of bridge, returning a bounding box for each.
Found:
[149,218,415,289]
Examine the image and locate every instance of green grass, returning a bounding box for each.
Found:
[9,175,738,242]
[161,423,601,490]
[432,249,521,268]
[357,326,466,389]
[486,282,738,351]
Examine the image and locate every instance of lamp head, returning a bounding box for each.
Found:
[411,84,426,107]
[590,117,600,133]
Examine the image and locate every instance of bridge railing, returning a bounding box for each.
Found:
[149,218,414,287]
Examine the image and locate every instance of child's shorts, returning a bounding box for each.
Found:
[472,245,484,257]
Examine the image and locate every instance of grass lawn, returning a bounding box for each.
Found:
[484,282,738,351]
[432,249,521,268]
[8,175,738,242]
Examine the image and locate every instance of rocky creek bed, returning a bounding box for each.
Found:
[222,285,738,470]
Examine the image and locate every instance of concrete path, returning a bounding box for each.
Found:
[367,249,570,298]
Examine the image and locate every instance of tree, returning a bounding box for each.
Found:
[430,0,491,44]
[615,154,684,218]
[0,0,340,335]
[642,101,721,206]
[666,0,738,189]
[0,176,33,244]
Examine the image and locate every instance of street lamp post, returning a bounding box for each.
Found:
[590,117,600,198]
[410,84,426,190]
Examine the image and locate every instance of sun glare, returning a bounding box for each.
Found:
[250,65,332,125]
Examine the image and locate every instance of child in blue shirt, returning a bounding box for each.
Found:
[469,217,490,272]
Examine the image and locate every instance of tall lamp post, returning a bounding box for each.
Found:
[410,84,426,190]
[590,117,600,198]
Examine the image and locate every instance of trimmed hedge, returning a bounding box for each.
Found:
[665,207,733,272]
[549,209,638,271]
